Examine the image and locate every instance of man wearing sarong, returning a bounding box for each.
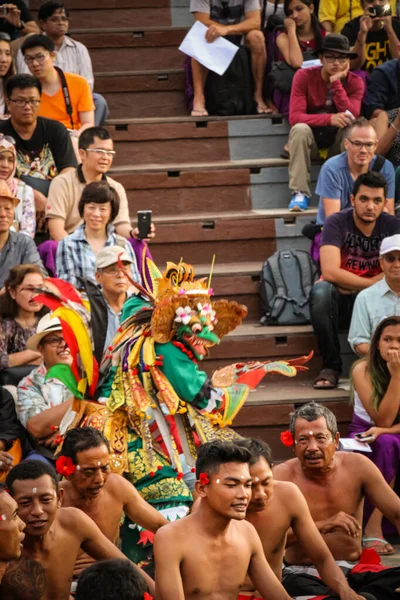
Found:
[273,401,400,600]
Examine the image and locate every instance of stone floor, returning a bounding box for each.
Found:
[380,538,400,567]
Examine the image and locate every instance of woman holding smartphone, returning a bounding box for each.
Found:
[350,315,400,555]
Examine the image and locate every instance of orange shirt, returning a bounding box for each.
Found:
[39,71,94,130]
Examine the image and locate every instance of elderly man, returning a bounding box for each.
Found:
[349,234,400,355]
[16,314,74,461]
[0,179,44,288]
[189,0,269,116]
[274,401,400,599]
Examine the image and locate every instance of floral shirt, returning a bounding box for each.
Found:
[16,362,74,428]
[0,317,38,370]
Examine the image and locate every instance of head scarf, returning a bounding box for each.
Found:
[0,137,18,197]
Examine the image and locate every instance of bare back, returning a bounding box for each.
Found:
[273,453,364,564]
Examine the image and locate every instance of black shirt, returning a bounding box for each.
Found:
[0,117,77,180]
[342,16,400,72]
[0,0,34,38]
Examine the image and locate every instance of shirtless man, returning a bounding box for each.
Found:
[3,460,153,600]
[0,483,26,588]
[154,440,293,600]
[273,402,400,599]
[59,426,168,574]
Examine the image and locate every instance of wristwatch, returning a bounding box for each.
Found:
[17,20,25,30]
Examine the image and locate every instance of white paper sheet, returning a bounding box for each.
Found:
[179,20,239,76]
[339,438,372,452]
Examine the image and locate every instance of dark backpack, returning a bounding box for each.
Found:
[260,249,319,326]
[204,46,256,116]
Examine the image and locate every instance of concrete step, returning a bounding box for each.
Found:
[31,0,193,29]
[109,157,321,214]
[75,28,187,72]
[107,114,291,164]
[230,378,352,461]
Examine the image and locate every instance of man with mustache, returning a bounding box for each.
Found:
[273,402,400,599]
[310,170,400,390]
[2,460,153,600]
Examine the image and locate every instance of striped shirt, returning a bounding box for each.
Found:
[16,35,94,90]
[56,224,141,290]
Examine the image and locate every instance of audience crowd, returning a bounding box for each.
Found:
[0,0,399,599]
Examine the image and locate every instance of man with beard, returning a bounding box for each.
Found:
[154,440,293,600]
[273,402,400,599]
[310,170,400,389]
[3,460,153,600]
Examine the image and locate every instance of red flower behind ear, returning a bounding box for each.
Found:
[280,430,294,447]
[55,456,76,477]
[199,472,210,485]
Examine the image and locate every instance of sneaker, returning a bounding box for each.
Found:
[288,192,310,212]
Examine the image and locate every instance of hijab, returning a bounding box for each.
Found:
[0,137,19,196]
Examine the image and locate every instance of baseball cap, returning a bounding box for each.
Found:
[27,314,63,351]
[95,246,133,270]
[380,234,400,256]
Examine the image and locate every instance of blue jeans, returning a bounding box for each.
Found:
[93,93,109,126]
[309,281,356,374]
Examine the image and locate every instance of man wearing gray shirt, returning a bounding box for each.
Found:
[0,180,45,289]
[189,0,270,116]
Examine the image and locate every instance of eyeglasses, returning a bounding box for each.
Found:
[100,263,131,276]
[8,98,40,108]
[23,52,49,65]
[323,54,349,63]
[0,134,15,145]
[347,139,377,149]
[85,149,116,157]
[42,335,66,347]
[383,254,400,263]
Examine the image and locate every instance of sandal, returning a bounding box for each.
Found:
[362,537,395,555]
[313,368,340,390]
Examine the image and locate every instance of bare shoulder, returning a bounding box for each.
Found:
[352,360,367,379]
[154,514,190,552]
[337,450,374,473]
[105,473,131,496]
[58,506,95,531]
[273,458,298,481]
[274,480,303,501]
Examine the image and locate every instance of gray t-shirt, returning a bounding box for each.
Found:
[190,0,260,24]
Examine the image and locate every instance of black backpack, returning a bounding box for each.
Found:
[204,46,256,116]
[260,249,320,326]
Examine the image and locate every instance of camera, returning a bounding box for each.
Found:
[0,6,8,15]
[368,4,392,17]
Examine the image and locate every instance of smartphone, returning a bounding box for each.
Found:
[369,4,391,17]
[0,6,8,15]
[355,433,375,443]
[137,210,152,240]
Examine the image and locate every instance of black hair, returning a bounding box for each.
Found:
[195,440,251,478]
[0,35,14,83]
[21,34,55,56]
[38,1,69,21]
[6,460,59,496]
[352,171,387,199]
[283,0,324,53]
[0,482,7,493]
[289,401,338,438]
[62,427,110,464]
[79,126,112,150]
[6,74,42,98]
[235,438,273,467]
[75,559,148,600]
[78,181,120,223]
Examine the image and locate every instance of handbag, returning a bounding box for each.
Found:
[269,47,316,94]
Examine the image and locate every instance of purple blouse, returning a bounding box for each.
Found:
[0,317,38,370]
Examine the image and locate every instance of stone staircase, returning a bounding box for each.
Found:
[30,0,356,461]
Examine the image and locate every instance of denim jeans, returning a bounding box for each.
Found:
[310,280,356,374]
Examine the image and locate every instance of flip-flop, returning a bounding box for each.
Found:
[256,104,273,114]
[191,108,208,117]
[362,537,395,555]
[313,368,339,390]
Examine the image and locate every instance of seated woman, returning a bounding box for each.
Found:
[0,136,36,237]
[0,264,47,374]
[272,0,325,115]
[56,181,141,290]
[375,107,400,168]
[342,0,400,74]
[350,315,400,555]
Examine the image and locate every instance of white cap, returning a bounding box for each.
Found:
[26,314,62,351]
[380,234,400,256]
[95,246,133,270]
